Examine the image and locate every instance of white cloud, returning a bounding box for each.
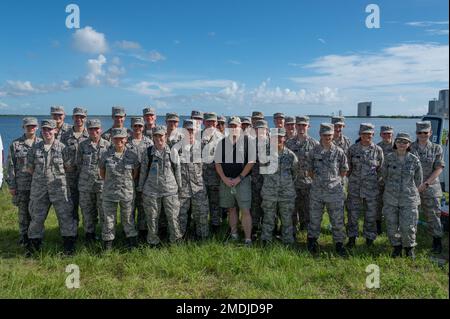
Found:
[0,80,71,97]
[130,50,166,62]
[115,40,141,50]
[73,54,125,88]
[406,21,448,27]
[0,101,8,108]
[318,38,326,44]
[425,29,449,36]
[72,26,108,54]
[227,60,241,65]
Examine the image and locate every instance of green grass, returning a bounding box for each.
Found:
[0,186,448,299]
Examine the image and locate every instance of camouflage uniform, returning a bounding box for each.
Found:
[99,135,139,241]
[76,122,110,235]
[331,116,351,154]
[260,141,298,244]
[143,107,156,139]
[307,142,348,243]
[285,125,319,229]
[101,107,132,142]
[138,127,182,245]
[382,145,422,248]
[27,123,76,240]
[411,139,445,239]
[346,125,384,241]
[376,126,395,222]
[55,123,72,141]
[5,119,42,240]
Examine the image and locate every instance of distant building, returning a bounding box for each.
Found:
[357,102,372,117]
[428,89,449,118]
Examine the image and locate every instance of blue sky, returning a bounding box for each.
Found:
[0,0,448,116]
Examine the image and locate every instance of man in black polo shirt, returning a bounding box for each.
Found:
[215,116,256,246]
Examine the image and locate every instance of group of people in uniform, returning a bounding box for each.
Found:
[5,106,445,258]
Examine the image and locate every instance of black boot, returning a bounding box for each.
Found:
[26,238,42,257]
[126,236,138,250]
[346,237,356,249]
[210,224,221,235]
[432,237,442,254]
[404,247,416,259]
[19,233,29,247]
[103,240,113,251]
[63,236,76,256]
[376,220,383,235]
[391,245,402,258]
[307,237,318,254]
[335,242,348,257]
[366,238,374,247]
[85,232,96,244]
[138,230,148,243]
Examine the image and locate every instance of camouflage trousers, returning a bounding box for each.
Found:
[28,192,76,239]
[79,191,103,234]
[133,191,147,231]
[346,196,378,240]
[308,199,346,243]
[294,186,311,228]
[376,184,385,221]
[261,199,295,244]
[143,195,182,245]
[12,190,31,236]
[206,185,221,226]
[67,173,80,224]
[102,200,137,241]
[179,192,210,239]
[419,195,443,238]
[383,204,418,248]
[251,177,264,230]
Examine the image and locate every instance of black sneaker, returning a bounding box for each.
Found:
[346,237,356,249]
[18,234,29,247]
[335,242,348,257]
[63,236,76,256]
[126,236,138,250]
[307,237,318,254]
[25,238,41,257]
[391,245,402,258]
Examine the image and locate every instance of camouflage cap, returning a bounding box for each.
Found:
[143,107,156,115]
[183,119,195,129]
[296,116,310,125]
[191,110,203,120]
[395,132,412,143]
[285,116,295,124]
[380,125,394,133]
[273,128,286,137]
[416,121,431,133]
[204,112,218,121]
[166,112,179,121]
[251,111,264,119]
[359,123,375,134]
[331,116,345,125]
[23,117,38,127]
[131,117,145,126]
[320,123,334,135]
[254,120,268,129]
[273,112,285,119]
[112,106,126,117]
[153,125,167,136]
[228,116,241,126]
[50,106,65,115]
[41,119,57,129]
[111,127,128,138]
[73,107,87,116]
[240,117,252,125]
[87,119,101,129]
[217,115,226,123]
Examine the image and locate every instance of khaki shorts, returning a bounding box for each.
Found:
[219,176,252,209]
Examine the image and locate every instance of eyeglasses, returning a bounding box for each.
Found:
[417,132,429,135]
[395,140,409,145]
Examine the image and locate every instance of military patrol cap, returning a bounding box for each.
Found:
[296,116,310,125]
[153,125,167,136]
[359,123,375,134]
[73,107,87,116]
[320,123,334,135]
[254,120,268,129]
[395,132,412,143]
[191,110,203,120]
[285,116,295,124]
[240,117,252,125]
[50,106,65,114]
[23,117,38,127]
[41,119,57,129]
[217,115,226,123]
[111,127,128,138]
[87,119,101,129]
[273,128,286,137]
[331,116,345,125]
[143,107,156,115]
[416,121,431,133]
[251,111,264,119]
[203,112,218,121]
[228,116,241,126]
[380,125,394,133]
[273,112,285,119]
[112,106,126,117]
[166,112,179,121]
[183,119,195,129]
[131,117,145,126]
